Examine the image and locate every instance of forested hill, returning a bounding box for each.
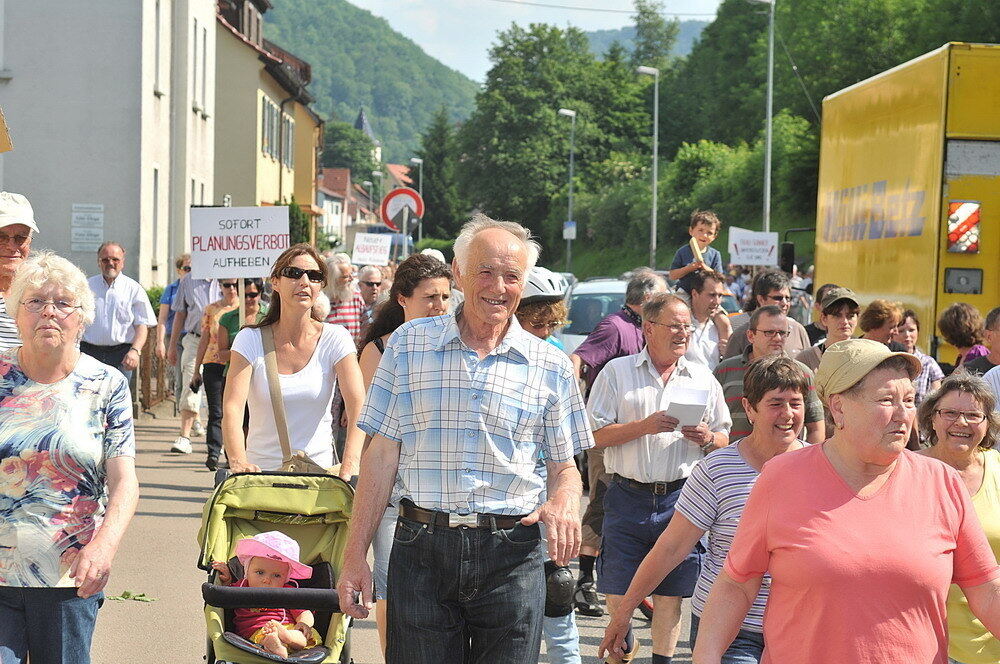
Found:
[585,20,708,58]
[264,0,478,162]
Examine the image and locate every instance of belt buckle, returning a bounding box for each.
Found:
[653,482,668,496]
[448,513,479,528]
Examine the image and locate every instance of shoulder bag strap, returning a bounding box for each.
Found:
[260,326,293,463]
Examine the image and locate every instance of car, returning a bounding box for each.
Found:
[556,278,628,355]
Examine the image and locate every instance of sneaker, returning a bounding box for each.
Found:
[605,624,639,664]
[191,421,206,438]
[171,436,193,454]
[574,580,604,617]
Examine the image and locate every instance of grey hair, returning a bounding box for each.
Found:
[358,265,382,280]
[98,241,125,255]
[327,252,352,267]
[626,268,668,306]
[452,212,540,280]
[9,251,96,326]
[641,292,689,322]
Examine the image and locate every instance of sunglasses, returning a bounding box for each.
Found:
[220,282,238,289]
[360,280,382,288]
[245,291,260,299]
[181,266,192,272]
[280,266,324,283]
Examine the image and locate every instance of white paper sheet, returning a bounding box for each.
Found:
[663,386,709,428]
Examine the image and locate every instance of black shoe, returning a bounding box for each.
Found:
[206,456,219,472]
[574,580,604,617]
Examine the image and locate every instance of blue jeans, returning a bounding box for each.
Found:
[689,613,764,664]
[385,515,545,664]
[542,613,580,664]
[0,586,104,664]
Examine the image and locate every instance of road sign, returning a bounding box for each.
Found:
[563,221,577,240]
[380,187,424,232]
[189,206,290,279]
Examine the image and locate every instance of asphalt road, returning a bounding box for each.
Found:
[91,407,691,664]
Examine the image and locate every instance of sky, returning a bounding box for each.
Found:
[346,0,724,82]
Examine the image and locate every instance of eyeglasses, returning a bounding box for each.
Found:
[181,266,192,272]
[21,298,81,316]
[648,320,695,334]
[220,282,239,289]
[99,257,123,264]
[245,291,261,299]
[280,266,324,283]
[0,231,30,247]
[766,295,792,303]
[752,329,791,339]
[360,281,382,288]
[935,409,987,424]
[531,321,566,330]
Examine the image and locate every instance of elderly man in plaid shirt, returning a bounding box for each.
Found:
[338,214,594,664]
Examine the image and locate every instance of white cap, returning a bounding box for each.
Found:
[420,248,446,263]
[0,192,38,233]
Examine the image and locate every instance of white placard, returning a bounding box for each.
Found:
[189,206,290,279]
[352,233,393,267]
[563,221,577,240]
[728,226,779,266]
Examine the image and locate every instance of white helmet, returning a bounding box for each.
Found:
[522,266,568,304]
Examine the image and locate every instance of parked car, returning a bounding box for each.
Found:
[556,278,628,355]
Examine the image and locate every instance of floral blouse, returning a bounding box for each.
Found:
[0,350,135,587]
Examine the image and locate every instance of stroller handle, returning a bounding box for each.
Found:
[202,583,342,613]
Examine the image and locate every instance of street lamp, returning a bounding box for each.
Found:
[748,0,775,232]
[557,108,576,272]
[371,170,383,221]
[409,157,424,243]
[362,180,374,224]
[636,65,659,269]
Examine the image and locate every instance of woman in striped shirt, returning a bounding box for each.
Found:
[599,356,809,664]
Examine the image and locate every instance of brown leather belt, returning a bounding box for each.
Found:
[612,473,686,496]
[398,501,526,529]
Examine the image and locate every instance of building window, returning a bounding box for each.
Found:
[201,26,208,114]
[191,178,196,206]
[200,182,205,205]
[154,0,162,94]
[282,116,295,168]
[192,18,199,109]
[152,168,160,262]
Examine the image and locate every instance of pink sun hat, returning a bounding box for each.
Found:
[235,531,313,580]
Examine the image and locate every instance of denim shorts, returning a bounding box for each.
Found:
[597,477,703,597]
[689,613,764,664]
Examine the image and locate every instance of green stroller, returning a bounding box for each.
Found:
[197,471,354,664]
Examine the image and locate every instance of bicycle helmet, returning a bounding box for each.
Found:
[522,266,568,304]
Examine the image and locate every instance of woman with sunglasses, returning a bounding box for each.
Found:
[918,374,1000,664]
[356,253,452,660]
[222,244,366,480]
[190,277,241,470]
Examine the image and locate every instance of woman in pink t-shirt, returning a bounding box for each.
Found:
[693,339,1000,664]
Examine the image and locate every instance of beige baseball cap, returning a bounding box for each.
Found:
[815,338,921,404]
[0,192,39,233]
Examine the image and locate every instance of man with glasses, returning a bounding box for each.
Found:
[81,242,157,382]
[714,305,825,444]
[167,264,220,454]
[723,269,812,359]
[357,265,382,330]
[588,293,731,664]
[0,192,38,350]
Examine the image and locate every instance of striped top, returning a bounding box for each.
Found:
[326,292,367,345]
[674,438,785,632]
[0,293,20,351]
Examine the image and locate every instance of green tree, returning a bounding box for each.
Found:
[630,0,679,72]
[321,121,376,178]
[286,198,310,245]
[415,107,465,240]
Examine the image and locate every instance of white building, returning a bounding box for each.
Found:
[0,0,215,286]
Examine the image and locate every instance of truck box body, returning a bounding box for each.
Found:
[815,42,1000,359]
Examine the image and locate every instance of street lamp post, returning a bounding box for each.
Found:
[410,157,424,243]
[749,0,775,232]
[362,180,374,224]
[557,108,576,273]
[637,65,659,269]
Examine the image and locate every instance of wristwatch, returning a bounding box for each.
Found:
[700,441,715,454]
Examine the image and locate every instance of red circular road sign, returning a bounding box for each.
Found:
[379,187,424,232]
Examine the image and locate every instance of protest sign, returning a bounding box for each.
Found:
[190,206,290,279]
[728,226,779,266]
[352,232,393,266]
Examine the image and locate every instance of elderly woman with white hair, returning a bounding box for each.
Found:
[0,252,139,664]
[693,339,1000,664]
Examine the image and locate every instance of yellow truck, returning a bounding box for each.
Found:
[814,42,1000,360]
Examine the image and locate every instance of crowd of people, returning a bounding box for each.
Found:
[1,190,999,664]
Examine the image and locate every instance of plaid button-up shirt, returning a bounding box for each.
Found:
[359,311,594,515]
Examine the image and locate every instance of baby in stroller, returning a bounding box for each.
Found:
[212,531,322,658]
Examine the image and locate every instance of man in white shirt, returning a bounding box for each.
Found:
[684,269,725,370]
[0,192,38,350]
[81,242,157,381]
[588,293,731,664]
